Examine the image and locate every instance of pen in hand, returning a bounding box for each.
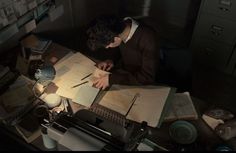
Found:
[71,81,89,88]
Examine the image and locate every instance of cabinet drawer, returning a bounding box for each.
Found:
[192,37,233,70]
[201,0,236,21]
[226,47,236,75]
[195,14,236,44]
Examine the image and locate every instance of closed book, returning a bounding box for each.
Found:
[164,92,198,122]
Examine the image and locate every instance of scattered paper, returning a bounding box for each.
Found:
[72,85,99,107]
[0,23,19,44]
[24,19,36,33]
[48,5,64,22]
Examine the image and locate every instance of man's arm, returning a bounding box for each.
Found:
[109,30,160,85]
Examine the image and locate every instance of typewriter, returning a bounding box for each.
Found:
[42,103,149,151]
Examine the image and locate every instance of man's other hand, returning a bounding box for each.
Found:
[93,74,109,90]
[97,60,114,71]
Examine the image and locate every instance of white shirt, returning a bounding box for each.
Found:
[123,17,139,43]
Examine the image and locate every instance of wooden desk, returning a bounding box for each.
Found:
[0,42,82,151]
[1,43,234,151]
[147,97,235,151]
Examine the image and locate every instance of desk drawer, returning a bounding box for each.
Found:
[201,0,236,21]
[195,14,236,44]
[192,37,233,70]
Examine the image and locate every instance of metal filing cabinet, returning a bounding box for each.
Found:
[190,0,236,75]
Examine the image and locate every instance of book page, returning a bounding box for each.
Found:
[98,85,136,115]
[98,85,172,127]
[126,86,171,127]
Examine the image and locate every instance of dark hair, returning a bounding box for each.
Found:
[86,15,126,50]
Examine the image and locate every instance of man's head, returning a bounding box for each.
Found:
[87,15,126,50]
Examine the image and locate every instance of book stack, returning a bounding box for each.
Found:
[0,65,19,95]
[16,34,52,77]
[0,75,35,123]
[20,34,52,61]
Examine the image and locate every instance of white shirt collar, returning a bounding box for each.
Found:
[123,17,139,43]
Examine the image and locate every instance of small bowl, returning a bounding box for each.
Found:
[169,120,198,144]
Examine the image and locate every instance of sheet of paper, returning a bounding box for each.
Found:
[72,85,99,107]
[55,51,74,65]
[98,85,171,127]
[24,19,36,33]
[49,5,64,22]
[126,86,171,127]
[98,85,137,115]
[54,52,95,74]
[52,51,74,82]
[9,75,33,89]
[53,52,95,82]
[0,23,19,44]
[56,65,70,78]
[55,63,96,100]
[54,52,95,78]
[0,85,33,108]
[54,52,110,106]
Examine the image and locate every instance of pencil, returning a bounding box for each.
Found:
[71,81,88,88]
[81,73,92,81]
[125,93,140,117]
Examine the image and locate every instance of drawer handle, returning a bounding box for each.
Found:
[210,25,223,36]
[218,7,230,12]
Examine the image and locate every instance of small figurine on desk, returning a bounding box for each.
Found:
[215,119,236,141]
[205,108,234,121]
[203,108,236,141]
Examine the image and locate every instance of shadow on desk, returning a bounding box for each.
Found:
[0,126,38,151]
[146,97,234,151]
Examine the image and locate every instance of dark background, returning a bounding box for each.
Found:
[0,0,236,151]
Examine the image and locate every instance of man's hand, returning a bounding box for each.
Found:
[93,74,109,90]
[97,60,114,71]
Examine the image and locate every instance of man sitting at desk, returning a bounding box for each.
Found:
[87,15,160,90]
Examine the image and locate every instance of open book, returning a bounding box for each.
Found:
[95,85,176,128]
[52,52,109,107]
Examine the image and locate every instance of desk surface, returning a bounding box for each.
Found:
[1,43,235,151]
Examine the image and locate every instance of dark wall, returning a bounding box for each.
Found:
[0,0,201,54]
[0,0,74,54]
